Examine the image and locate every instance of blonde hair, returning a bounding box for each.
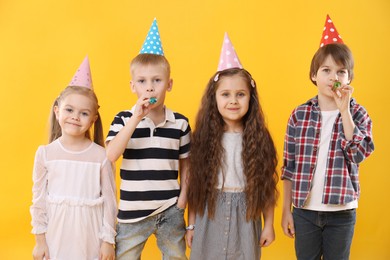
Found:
[49,86,104,146]
[130,53,170,78]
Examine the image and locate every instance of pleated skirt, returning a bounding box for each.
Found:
[190,191,262,260]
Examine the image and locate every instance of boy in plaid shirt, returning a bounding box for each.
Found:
[281,42,374,260]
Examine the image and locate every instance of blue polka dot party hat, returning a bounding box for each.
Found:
[140,18,164,55]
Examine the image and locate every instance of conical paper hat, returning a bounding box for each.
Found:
[140,18,164,55]
[320,14,344,47]
[217,32,243,71]
[69,56,93,89]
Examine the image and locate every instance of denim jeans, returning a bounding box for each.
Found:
[293,207,356,260]
[116,204,187,260]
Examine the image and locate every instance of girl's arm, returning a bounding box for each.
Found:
[281,180,295,238]
[260,205,275,247]
[99,159,117,247]
[32,234,50,260]
[177,157,189,209]
[186,207,196,248]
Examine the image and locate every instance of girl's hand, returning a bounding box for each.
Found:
[32,234,50,260]
[332,84,354,113]
[99,241,115,260]
[185,230,194,248]
[260,225,275,247]
[281,209,295,238]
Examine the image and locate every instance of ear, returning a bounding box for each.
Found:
[167,78,173,92]
[130,80,136,93]
[311,73,317,83]
[54,105,60,120]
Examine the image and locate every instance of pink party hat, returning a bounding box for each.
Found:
[320,15,344,47]
[69,56,93,89]
[217,32,243,71]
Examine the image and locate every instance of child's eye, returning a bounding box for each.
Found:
[137,79,145,84]
[154,79,161,83]
[81,112,89,117]
[338,70,347,75]
[221,92,229,97]
[65,108,73,113]
[322,68,330,73]
[237,92,246,97]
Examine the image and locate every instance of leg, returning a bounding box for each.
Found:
[115,219,155,260]
[155,205,187,260]
[322,209,356,260]
[292,208,322,260]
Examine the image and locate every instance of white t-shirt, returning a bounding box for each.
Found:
[305,110,358,211]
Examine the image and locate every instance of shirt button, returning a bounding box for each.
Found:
[223,248,226,251]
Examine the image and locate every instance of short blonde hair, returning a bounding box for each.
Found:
[130,53,171,78]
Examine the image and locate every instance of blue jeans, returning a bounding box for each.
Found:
[115,204,187,260]
[293,208,356,260]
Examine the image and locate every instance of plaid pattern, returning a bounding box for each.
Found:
[281,96,374,207]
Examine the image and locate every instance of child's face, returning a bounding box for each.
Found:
[215,74,250,132]
[311,55,350,99]
[54,93,97,139]
[131,64,172,108]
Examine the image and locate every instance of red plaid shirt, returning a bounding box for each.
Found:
[281,96,374,208]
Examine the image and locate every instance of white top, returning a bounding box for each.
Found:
[217,133,245,192]
[305,110,358,211]
[30,139,117,260]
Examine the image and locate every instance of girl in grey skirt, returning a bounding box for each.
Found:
[186,34,279,260]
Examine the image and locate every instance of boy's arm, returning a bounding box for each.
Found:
[281,180,295,238]
[177,157,189,209]
[260,205,275,247]
[106,115,142,162]
[106,98,153,162]
[334,85,355,141]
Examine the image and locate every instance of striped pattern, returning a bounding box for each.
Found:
[281,96,374,207]
[106,107,191,223]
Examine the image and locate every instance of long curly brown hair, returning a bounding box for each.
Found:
[187,68,278,221]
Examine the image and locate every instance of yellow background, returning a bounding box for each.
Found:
[0,0,388,259]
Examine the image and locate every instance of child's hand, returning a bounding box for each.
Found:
[332,84,354,113]
[133,95,156,119]
[281,210,295,238]
[260,225,275,247]
[99,241,115,260]
[33,234,50,260]
[185,230,194,248]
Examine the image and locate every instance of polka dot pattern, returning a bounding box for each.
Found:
[320,14,344,47]
[69,56,93,89]
[217,32,243,71]
[140,18,164,56]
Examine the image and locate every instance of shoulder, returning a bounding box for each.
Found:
[115,110,133,119]
[173,112,189,122]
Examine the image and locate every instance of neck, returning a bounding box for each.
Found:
[59,135,92,151]
[318,94,338,111]
[147,104,166,125]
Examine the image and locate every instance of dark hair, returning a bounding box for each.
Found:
[130,53,170,78]
[187,68,279,221]
[309,43,354,85]
[49,86,104,146]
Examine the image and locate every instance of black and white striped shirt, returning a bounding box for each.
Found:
[106,106,191,223]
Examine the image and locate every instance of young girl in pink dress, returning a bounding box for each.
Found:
[30,57,117,260]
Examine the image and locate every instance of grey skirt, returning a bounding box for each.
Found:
[190,191,262,260]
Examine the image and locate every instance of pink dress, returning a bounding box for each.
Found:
[30,139,117,260]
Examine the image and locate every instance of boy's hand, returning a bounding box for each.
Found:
[281,209,295,238]
[99,241,115,260]
[133,95,155,119]
[332,84,354,113]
